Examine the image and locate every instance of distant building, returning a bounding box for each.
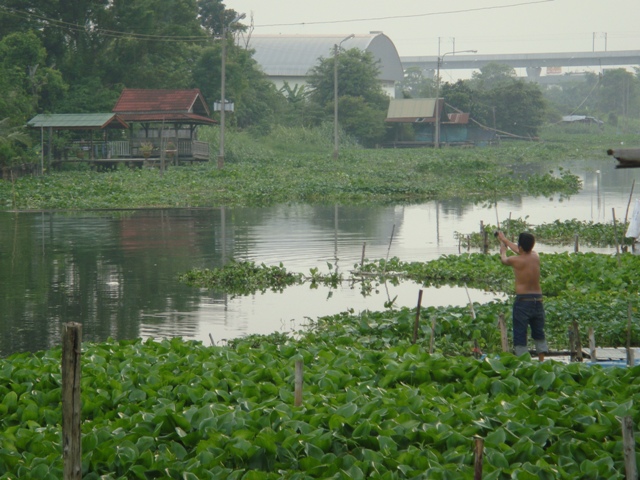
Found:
[385,98,496,147]
[244,32,404,98]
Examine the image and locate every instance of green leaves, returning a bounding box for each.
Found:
[0,336,638,477]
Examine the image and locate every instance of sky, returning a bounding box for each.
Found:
[228,0,639,58]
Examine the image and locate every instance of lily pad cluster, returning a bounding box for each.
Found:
[1,329,637,478]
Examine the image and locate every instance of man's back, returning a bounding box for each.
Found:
[507,251,542,294]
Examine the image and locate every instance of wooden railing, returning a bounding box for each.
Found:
[192,141,209,160]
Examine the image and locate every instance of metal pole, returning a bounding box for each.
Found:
[333,34,354,160]
[217,30,227,169]
[434,50,476,149]
[333,43,339,159]
[435,56,441,148]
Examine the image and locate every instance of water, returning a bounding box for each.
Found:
[0,157,635,357]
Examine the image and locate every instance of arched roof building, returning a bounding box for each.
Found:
[245,32,404,98]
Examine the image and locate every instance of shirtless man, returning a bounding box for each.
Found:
[496,231,548,361]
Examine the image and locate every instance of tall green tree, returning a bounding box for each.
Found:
[307,48,390,146]
[597,68,639,117]
[467,63,546,136]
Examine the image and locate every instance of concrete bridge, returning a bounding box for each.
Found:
[401,50,640,79]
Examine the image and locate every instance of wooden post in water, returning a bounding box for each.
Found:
[574,234,579,253]
[294,360,303,407]
[627,302,634,367]
[412,290,423,344]
[62,323,82,480]
[571,320,583,362]
[498,313,509,352]
[588,327,597,361]
[360,242,366,268]
[474,436,484,480]
[621,416,637,479]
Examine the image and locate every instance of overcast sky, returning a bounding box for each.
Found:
[228,0,639,57]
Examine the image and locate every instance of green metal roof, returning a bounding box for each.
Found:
[27,113,129,129]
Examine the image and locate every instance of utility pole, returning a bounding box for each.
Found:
[217,12,245,169]
[434,49,476,148]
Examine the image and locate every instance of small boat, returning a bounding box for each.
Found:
[607,148,640,168]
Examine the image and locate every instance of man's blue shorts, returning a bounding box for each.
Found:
[513,294,548,356]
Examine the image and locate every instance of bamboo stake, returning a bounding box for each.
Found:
[382,225,395,275]
[385,225,395,263]
[574,234,579,253]
[412,290,424,344]
[612,208,621,266]
[498,313,509,352]
[360,241,366,268]
[572,320,583,362]
[474,436,484,480]
[624,179,635,224]
[209,333,215,346]
[294,360,303,407]
[621,416,637,479]
[627,302,633,366]
[465,284,476,320]
[429,315,436,354]
[62,323,82,480]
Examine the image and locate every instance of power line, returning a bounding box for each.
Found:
[255,0,555,28]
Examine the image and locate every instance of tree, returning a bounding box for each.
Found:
[398,66,436,98]
[307,48,389,146]
[597,68,639,117]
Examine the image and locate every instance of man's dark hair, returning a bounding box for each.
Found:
[518,232,535,252]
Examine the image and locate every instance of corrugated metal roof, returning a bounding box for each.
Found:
[27,113,129,129]
[113,89,211,117]
[386,99,438,122]
[118,113,217,125]
[247,33,404,82]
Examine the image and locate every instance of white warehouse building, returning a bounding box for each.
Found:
[244,32,404,98]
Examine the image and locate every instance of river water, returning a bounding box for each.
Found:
[0,157,635,357]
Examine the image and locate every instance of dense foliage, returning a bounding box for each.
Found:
[1,324,638,478]
[0,139,583,210]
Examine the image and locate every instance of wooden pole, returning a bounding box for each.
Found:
[621,416,637,479]
[574,234,579,253]
[612,208,621,266]
[588,327,597,361]
[429,315,436,354]
[412,290,424,344]
[360,242,366,268]
[62,323,82,480]
[498,313,509,352]
[294,360,303,407]
[474,436,484,480]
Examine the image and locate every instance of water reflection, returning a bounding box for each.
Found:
[0,158,638,357]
